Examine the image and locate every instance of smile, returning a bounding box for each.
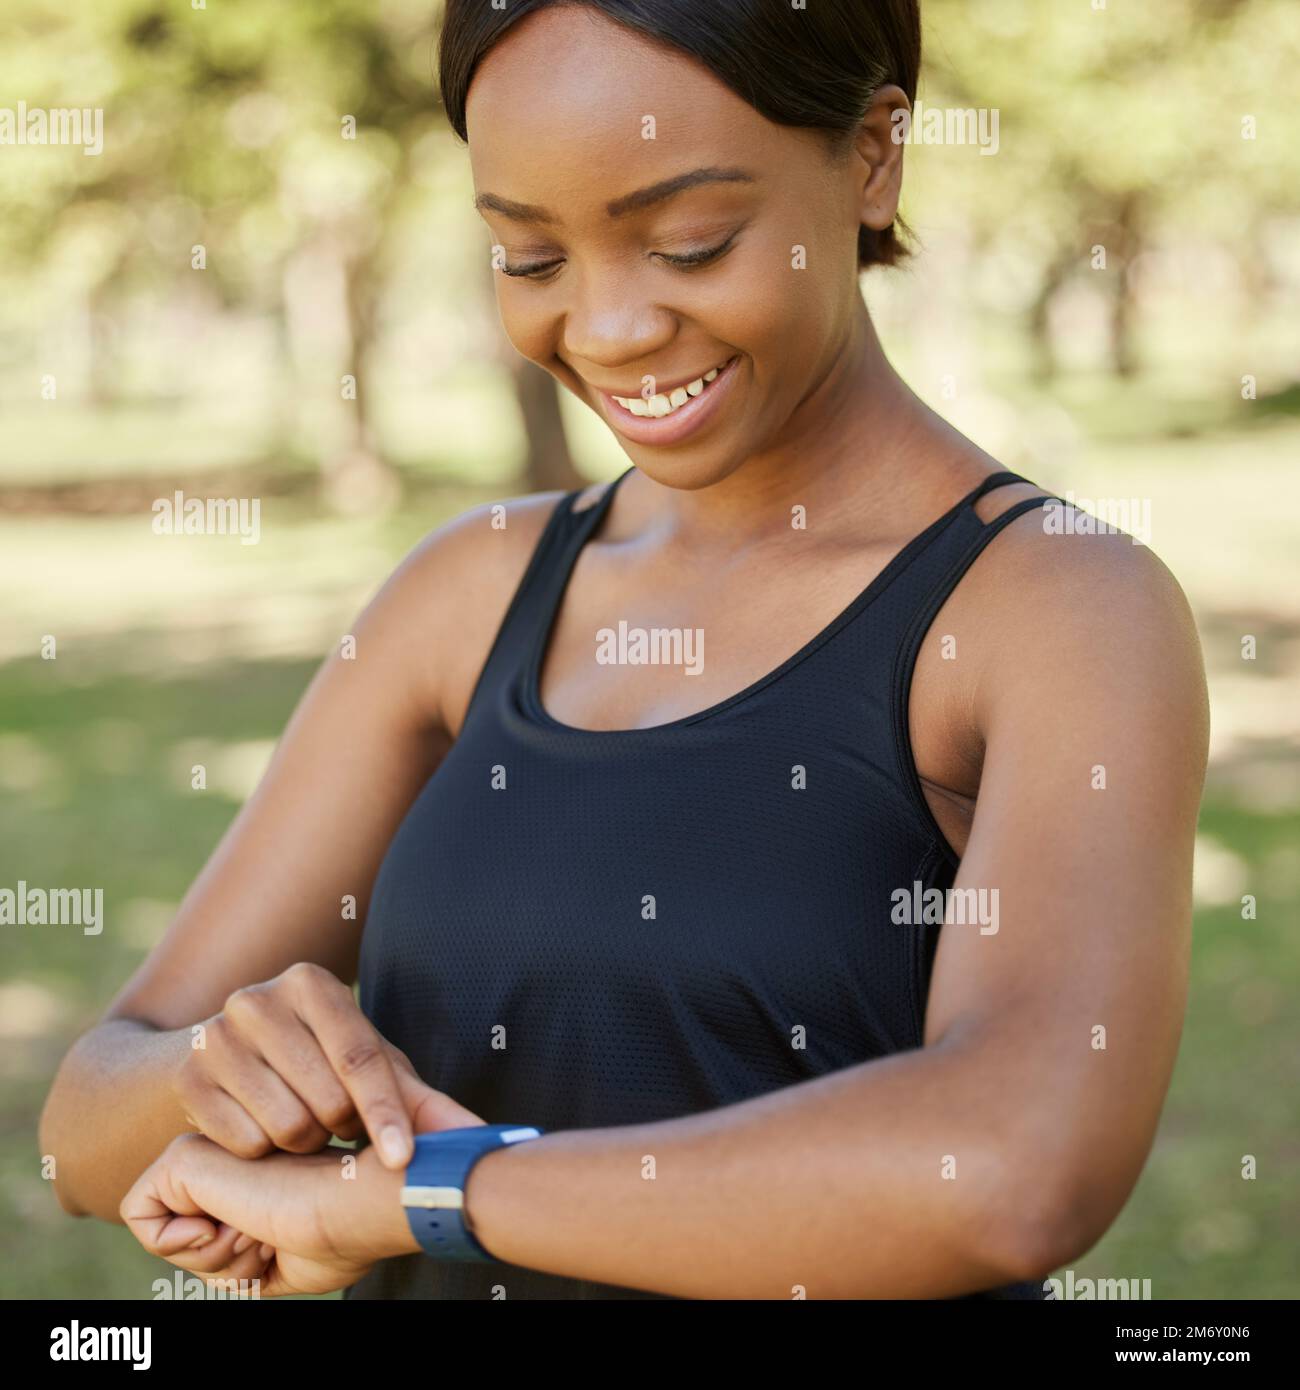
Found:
[595,355,741,448]
[609,360,731,418]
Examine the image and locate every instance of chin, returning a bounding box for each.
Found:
[618,448,752,493]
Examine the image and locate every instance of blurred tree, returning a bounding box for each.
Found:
[919,0,1300,379]
[0,0,582,501]
[3,0,1295,495]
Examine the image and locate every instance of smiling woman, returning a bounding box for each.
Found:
[42,0,1209,1305]
[454,1,920,486]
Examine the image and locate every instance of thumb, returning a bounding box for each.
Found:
[394,1068,483,1134]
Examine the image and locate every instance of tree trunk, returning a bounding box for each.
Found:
[1029,252,1071,386]
[1109,193,1142,380]
[320,235,400,513]
[512,356,581,493]
[478,252,580,494]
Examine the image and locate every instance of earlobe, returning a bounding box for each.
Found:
[858,157,902,234]
[851,84,909,232]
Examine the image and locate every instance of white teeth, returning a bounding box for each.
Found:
[612,360,729,419]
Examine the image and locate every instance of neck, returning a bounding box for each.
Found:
[648,297,939,549]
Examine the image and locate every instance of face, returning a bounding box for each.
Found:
[465,5,902,490]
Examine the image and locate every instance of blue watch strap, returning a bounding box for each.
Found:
[401,1124,543,1262]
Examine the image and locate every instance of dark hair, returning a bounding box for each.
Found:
[439,0,921,270]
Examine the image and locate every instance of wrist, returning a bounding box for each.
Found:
[399,1125,545,1265]
[461,1143,506,1256]
[462,1133,544,1264]
[334,1145,421,1262]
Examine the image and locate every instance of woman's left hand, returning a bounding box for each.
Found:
[121,1124,473,1295]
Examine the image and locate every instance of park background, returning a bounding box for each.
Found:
[1,0,1297,1298]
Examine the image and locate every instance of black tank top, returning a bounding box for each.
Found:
[348,467,1054,1301]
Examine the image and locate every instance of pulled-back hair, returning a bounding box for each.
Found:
[439,0,921,270]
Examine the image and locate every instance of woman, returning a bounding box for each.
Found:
[41,0,1208,1300]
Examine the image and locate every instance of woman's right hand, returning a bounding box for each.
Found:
[173,961,479,1170]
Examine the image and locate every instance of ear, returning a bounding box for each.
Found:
[847,84,912,235]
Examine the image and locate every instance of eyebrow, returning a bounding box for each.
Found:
[473,166,757,225]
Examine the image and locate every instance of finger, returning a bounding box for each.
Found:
[153,1214,220,1258]
[168,1240,272,1292]
[249,1018,361,1144]
[294,982,412,1168]
[121,1164,218,1257]
[329,1113,366,1142]
[386,1042,479,1125]
[178,1076,276,1159]
[148,1217,239,1273]
[396,1070,483,1133]
[212,1242,272,1293]
[171,1223,250,1273]
[205,1043,332,1156]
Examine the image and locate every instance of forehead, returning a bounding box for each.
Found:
[465,7,770,213]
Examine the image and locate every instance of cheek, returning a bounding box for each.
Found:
[494,285,554,367]
[708,252,831,387]
[719,215,842,347]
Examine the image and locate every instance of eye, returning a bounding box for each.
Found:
[500,258,564,281]
[656,231,740,270]
[499,230,742,283]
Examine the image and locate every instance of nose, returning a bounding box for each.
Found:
[560,260,678,380]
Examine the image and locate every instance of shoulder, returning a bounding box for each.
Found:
[359,477,619,736]
[351,487,570,736]
[396,474,611,583]
[950,482,1208,754]
[398,486,571,587]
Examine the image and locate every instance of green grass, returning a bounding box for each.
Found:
[0,652,319,1299]
[3,399,1297,1299]
[1076,803,1300,1299]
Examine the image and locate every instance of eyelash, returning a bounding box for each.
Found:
[501,232,739,282]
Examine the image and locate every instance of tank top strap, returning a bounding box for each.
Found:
[460,467,635,727]
[964,469,1026,502]
[561,463,635,549]
[532,463,635,614]
[886,473,1059,866]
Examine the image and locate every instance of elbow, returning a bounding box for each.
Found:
[39,1075,91,1218]
[991,1169,1126,1286]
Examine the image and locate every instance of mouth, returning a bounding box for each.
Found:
[595,355,741,447]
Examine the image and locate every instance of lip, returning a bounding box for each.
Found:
[595,355,741,448]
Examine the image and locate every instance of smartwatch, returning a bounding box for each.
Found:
[400,1124,544,1262]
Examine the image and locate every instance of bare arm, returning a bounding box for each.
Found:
[279,517,1190,1299]
[451,526,1208,1296]
[39,492,563,1222]
[120,516,1208,1297]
